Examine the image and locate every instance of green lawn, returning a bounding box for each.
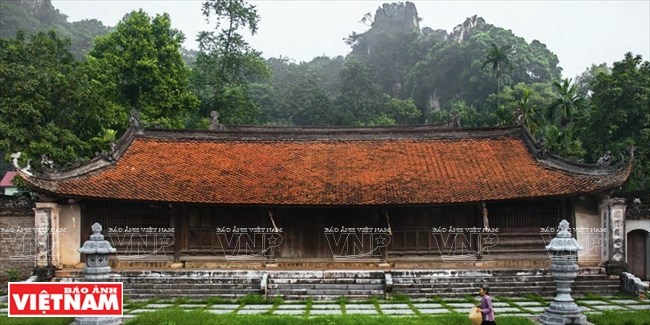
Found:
[2,310,649,325]
[124,308,535,325]
[0,317,74,325]
[587,310,650,325]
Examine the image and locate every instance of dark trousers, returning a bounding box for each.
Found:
[481,321,496,325]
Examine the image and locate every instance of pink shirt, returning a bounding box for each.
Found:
[480,294,495,321]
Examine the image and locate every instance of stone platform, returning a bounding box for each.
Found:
[51,267,621,300]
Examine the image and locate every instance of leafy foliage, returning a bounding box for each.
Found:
[0,31,118,168]
[191,0,270,126]
[576,53,650,190]
[483,42,513,110]
[88,10,199,129]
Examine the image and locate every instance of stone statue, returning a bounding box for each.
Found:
[128,109,143,129]
[209,111,225,130]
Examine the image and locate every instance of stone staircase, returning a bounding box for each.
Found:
[53,270,264,300]
[266,270,385,300]
[52,267,622,300]
[390,268,620,298]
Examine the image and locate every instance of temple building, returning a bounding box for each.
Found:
[15,123,634,277]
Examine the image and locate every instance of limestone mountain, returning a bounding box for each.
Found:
[0,0,110,58]
[346,2,562,115]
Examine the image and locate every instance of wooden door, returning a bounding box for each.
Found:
[627,230,648,280]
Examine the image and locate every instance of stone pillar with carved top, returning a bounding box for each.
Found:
[605,198,628,275]
[539,220,587,325]
[78,222,116,280]
[75,223,119,325]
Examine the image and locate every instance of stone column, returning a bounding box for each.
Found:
[598,199,609,264]
[605,198,627,275]
[646,232,650,280]
[33,202,61,269]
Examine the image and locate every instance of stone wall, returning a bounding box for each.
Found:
[0,195,35,292]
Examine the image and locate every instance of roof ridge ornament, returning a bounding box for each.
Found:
[40,154,58,174]
[94,142,117,163]
[129,109,143,130]
[10,152,32,176]
[447,114,461,128]
[209,111,225,131]
[597,151,612,166]
[513,108,524,125]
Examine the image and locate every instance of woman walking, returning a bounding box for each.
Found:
[477,285,496,325]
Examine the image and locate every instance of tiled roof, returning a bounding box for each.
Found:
[20,126,631,205]
[0,171,16,187]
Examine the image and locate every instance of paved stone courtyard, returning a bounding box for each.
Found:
[3,296,649,319]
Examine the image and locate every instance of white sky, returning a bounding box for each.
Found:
[51,0,650,78]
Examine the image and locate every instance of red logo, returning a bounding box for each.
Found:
[8,282,123,317]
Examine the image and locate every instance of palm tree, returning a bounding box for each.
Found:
[515,88,541,135]
[547,78,585,127]
[483,43,512,110]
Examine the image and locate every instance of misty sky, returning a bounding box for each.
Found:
[51,0,650,78]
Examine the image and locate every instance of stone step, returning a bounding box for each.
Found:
[269,271,385,279]
[268,284,384,290]
[124,288,260,295]
[390,277,613,283]
[276,295,378,300]
[393,282,620,291]
[54,277,261,285]
[125,293,246,299]
[389,267,604,276]
[270,289,385,296]
[55,267,620,300]
[119,277,262,284]
[269,278,383,285]
[124,283,259,290]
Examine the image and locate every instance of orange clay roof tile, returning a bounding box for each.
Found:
[20,126,631,205]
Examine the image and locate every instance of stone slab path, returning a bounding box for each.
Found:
[1,296,649,319]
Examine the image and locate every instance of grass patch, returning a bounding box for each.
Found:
[173,297,190,305]
[583,293,608,301]
[464,294,479,304]
[124,309,537,324]
[206,296,228,306]
[124,299,150,311]
[588,310,650,325]
[305,297,313,316]
[0,317,74,325]
[335,296,349,305]
[524,293,549,306]
[389,294,410,303]
[239,293,268,305]
[430,296,452,309]
[263,296,284,315]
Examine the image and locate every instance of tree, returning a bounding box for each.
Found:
[514,88,542,135]
[547,78,585,127]
[192,0,270,125]
[482,42,512,110]
[0,31,119,168]
[577,53,650,190]
[574,63,609,98]
[332,59,420,126]
[89,10,198,129]
[333,59,385,125]
[489,82,554,134]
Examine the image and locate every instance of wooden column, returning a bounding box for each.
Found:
[173,205,182,263]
